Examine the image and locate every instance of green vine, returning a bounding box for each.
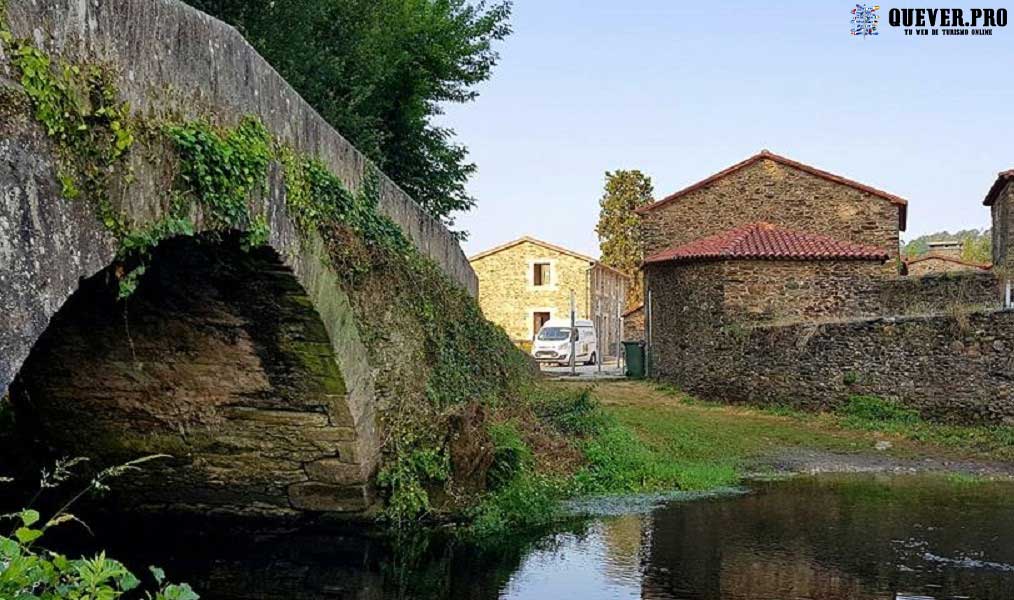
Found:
[4,35,134,236]
[165,117,271,231]
[280,149,411,274]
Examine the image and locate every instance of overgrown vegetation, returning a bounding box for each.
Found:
[0,22,276,298]
[0,457,197,599]
[463,387,743,540]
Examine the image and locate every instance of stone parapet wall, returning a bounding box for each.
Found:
[652,309,1014,425]
[1,0,476,295]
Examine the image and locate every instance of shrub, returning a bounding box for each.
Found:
[466,471,566,541]
[487,421,531,490]
[532,388,608,437]
[0,456,196,599]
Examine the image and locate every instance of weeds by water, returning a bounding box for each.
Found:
[465,386,743,541]
[0,456,196,599]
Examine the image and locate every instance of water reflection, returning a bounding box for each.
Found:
[39,475,1014,599]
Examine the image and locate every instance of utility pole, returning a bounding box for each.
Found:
[570,290,577,376]
[616,300,622,374]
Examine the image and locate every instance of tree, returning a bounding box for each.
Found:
[595,170,654,308]
[185,0,513,236]
[962,234,992,264]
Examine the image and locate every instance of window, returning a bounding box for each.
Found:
[533,262,551,287]
[533,312,552,338]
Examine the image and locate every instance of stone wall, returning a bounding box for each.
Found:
[640,158,903,270]
[721,260,886,323]
[651,309,1014,425]
[645,257,1007,423]
[905,255,991,277]
[471,240,597,342]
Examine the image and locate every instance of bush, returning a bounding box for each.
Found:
[466,471,566,541]
[0,456,196,599]
[532,388,608,437]
[487,421,532,490]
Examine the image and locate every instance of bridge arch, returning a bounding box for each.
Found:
[9,233,374,514]
[0,0,480,515]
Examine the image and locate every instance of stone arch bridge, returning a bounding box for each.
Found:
[0,0,478,516]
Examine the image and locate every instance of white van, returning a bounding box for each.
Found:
[531,318,598,366]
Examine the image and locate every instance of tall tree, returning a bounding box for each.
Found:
[186,0,512,236]
[596,170,654,308]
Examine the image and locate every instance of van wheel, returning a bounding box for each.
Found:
[585,352,597,366]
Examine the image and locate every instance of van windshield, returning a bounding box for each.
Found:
[537,327,573,341]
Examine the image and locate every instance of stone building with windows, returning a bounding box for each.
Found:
[469,236,628,355]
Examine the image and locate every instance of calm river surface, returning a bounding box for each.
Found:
[76,474,1014,599]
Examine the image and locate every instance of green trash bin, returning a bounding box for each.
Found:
[622,341,645,379]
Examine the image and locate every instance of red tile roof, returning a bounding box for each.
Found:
[983,169,1014,206]
[643,222,890,265]
[634,150,908,231]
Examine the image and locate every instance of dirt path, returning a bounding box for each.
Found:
[557,379,1014,480]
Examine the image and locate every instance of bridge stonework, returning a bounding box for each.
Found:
[0,0,477,516]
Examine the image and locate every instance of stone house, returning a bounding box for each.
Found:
[469,236,629,354]
[627,165,1014,425]
[637,151,911,329]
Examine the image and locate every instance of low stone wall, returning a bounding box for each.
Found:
[878,270,999,316]
[652,309,1014,425]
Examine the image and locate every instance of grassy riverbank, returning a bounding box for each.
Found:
[466,379,1014,540]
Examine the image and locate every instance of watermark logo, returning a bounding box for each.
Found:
[888,8,1007,36]
[851,4,880,36]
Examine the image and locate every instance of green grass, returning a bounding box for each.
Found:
[834,395,1014,460]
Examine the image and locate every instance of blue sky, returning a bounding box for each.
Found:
[442,1,1014,258]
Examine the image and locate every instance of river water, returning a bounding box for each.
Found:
[71,474,1014,599]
